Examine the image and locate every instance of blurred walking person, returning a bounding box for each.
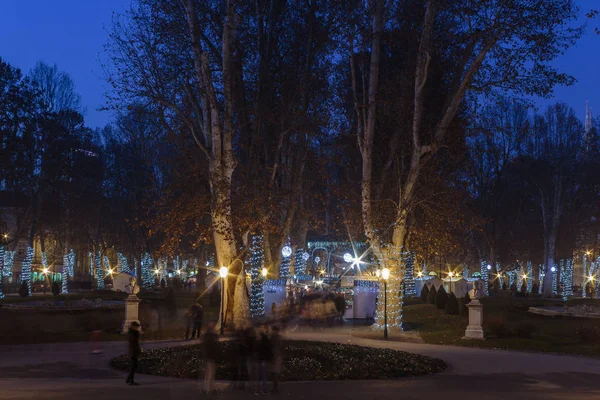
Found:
[126,321,141,386]
[192,301,204,339]
[271,325,282,393]
[256,325,272,395]
[184,304,195,340]
[237,326,256,390]
[202,321,219,393]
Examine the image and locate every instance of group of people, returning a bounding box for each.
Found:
[235,324,282,394]
[185,301,204,340]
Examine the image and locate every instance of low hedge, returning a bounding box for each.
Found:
[110,340,447,381]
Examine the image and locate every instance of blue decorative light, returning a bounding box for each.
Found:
[279,239,292,279]
[294,247,307,275]
[141,253,154,289]
[403,252,416,296]
[0,246,4,299]
[95,252,104,290]
[249,234,266,319]
[527,261,533,292]
[62,249,75,294]
[480,261,489,295]
[22,247,34,295]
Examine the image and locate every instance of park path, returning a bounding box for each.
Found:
[1,328,600,399]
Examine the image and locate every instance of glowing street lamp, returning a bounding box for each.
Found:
[381,268,390,340]
[261,267,268,278]
[448,271,454,293]
[219,266,228,335]
[376,269,381,278]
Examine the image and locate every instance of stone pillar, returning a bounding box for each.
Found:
[463,299,484,340]
[122,294,141,333]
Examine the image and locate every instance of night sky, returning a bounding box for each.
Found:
[0,0,598,130]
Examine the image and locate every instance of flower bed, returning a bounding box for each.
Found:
[110,340,446,381]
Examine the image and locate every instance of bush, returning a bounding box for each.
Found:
[51,282,60,296]
[445,292,459,315]
[435,285,448,310]
[486,317,510,338]
[577,326,600,344]
[19,281,29,297]
[420,284,429,303]
[531,282,539,295]
[516,323,536,339]
[427,285,437,305]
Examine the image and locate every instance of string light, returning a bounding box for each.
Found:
[62,250,75,294]
[527,262,533,293]
[249,235,266,319]
[22,247,34,296]
[294,248,307,275]
[373,245,404,331]
[480,261,489,295]
[141,253,154,289]
[94,252,104,290]
[583,253,588,298]
[562,258,573,301]
[403,252,416,296]
[0,246,4,299]
[551,265,558,294]
[117,253,133,275]
[279,239,292,279]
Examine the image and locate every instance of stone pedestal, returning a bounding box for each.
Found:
[122,294,141,333]
[463,299,485,340]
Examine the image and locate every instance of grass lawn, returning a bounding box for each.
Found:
[110,340,447,380]
[396,296,600,356]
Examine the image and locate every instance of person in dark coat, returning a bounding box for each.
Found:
[202,321,219,393]
[236,326,256,390]
[185,304,195,340]
[126,321,142,385]
[192,302,204,338]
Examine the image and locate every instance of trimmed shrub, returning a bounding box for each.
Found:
[19,281,29,297]
[435,285,448,310]
[577,326,600,344]
[427,285,437,305]
[445,292,459,315]
[486,316,510,338]
[52,281,60,296]
[516,323,536,339]
[420,284,429,303]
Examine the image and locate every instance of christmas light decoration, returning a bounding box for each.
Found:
[249,235,265,319]
[527,262,533,292]
[0,246,4,299]
[141,253,154,289]
[562,258,573,301]
[294,248,307,275]
[480,261,489,295]
[373,245,404,331]
[583,253,588,298]
[552,265,557,294]
[95,252,104,290]
[279,239,292,279]
[354,279,379,294]
[103,255,110,274]
[403,252,416,296]
[4,250,14,277]
[343,253,353,263]
[117,253,133,275]
[462,265,469,279]
[62,250,75,294]
[22,247,34,295]
[516,264,524,289]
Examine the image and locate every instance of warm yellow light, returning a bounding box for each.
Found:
[417,271,423,277]
[176,269,181,275]
[381,268,390,280]
[448,271,454,278]
[587,251,592,256]
[522,274,527,279]
[376,269,381,278]
[589,275,595,282]
[261,267,268,278]
[42,268,49,275]
[108,268,114,275]
[2,234,7,239]
[154,269,160,274]
[219,266,228,278]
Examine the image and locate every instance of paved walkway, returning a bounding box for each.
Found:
[1,328,600,399]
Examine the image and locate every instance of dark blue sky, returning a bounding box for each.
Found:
[1,0,598,129]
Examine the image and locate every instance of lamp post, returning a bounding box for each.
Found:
[381,268,390,340]
[219,266,228,335]
[448,271,454,294]
[42,268,49,295]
